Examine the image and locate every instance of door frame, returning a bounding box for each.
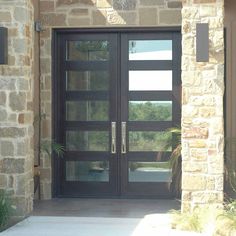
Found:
[52,27,182,198]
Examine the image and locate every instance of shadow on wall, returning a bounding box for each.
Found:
[55,0,138,26]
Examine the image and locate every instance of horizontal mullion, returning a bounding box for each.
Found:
[65,61,109,71]
[129,91,173,101]
[65,151,110,161]
[66,91,109,100]
[129,61,172,70]
[126,152,171,162]
[128,121,173,131]
[65,121,110,130]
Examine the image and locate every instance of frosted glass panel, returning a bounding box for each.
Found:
[129,71,172,91]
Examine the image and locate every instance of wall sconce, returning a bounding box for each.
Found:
[196,23,209,62]
[0,27,8,65]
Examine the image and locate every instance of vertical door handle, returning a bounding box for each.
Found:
[111,122,116,154]
[121,122,126,154]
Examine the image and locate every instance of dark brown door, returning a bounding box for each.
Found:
[53,29,181,198]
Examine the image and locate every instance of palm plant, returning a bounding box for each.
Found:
[0,190,14,231]
[163,126,182,197]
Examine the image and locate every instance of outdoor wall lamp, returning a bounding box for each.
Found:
[196,23,209,62]
[0,27,8,65]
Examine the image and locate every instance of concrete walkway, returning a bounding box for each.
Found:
[0,199,203,236]
[0,215,203,236]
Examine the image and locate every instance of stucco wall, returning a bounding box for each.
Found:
[39,0,183,199]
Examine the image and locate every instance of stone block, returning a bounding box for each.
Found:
[40,1,55,12]
[182,127,208,139]
[168,1,182,8]
[192,192,222,203]
[0,127,26,138]
[9,92,26,111]
[193,0,216,3]
[18,113,33,124]
[14,7,28,23]
[140,0,164,6]
[0,175,7,187]
[1,141,14,156]
[0,158,25,174]
[182,162,207,173]
[68,17,90,26]
[41,13,66,26]
[159,9,181,25]
[92,11,106,25]
[0,78,16,90]
[0,92,6,105]
[96,0,112,8]
[15,175,27,195]
[57,0,94,6]
[139,8,157,25]
[113,0,136,10]
[182,175,206,190]
[0,11,11,22]
[119,12,137,25]
[190,148,208,161]
[70,8,89,16]
[0,107,7,121]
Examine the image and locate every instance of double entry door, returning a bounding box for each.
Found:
[53,29,181,198]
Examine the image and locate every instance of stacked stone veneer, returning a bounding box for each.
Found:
[39,0,182,199]
[0,0,34,216]
[181,0,224,211]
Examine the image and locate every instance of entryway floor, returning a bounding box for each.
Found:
[32,198,180,217]
[2,199,200,236]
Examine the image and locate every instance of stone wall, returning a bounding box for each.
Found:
[0,0,35,216]
[181,0,224,211]
[39,0,182,199]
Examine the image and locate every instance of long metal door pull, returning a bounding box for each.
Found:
[111,122,116,154]
[121,122,126,154]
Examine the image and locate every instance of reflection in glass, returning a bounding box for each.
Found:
[66,161,109,182]
[66,101,109,121]
[129,71,172,91]
[129,161,172,182]
[66,131,109,151]
[67,40,109,61]
[129,101,172,121]
[129,40,172,60]
[129,131,172,152]
[66,71,109,91]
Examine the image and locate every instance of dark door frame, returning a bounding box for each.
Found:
[52,27,182,198]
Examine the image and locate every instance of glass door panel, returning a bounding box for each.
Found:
[120,32,181,198]
[56,33,118,197]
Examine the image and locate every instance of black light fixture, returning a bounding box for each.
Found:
[196,23,209,62]
[0,27,8,65]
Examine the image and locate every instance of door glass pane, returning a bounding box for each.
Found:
[129,71,172,91]
[129,131,172,152]
[66,71,109,91]
[129,161,171,182]
[66,161,109,182]
[66,101,109,121]
[129,40,172,60]
[66,131,109,151]
[67,41,109,61]
[129,101,172,121]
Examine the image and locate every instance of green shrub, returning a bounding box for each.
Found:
[170,206,221,234]
[215,200,236,236]
[0,190,14,231]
